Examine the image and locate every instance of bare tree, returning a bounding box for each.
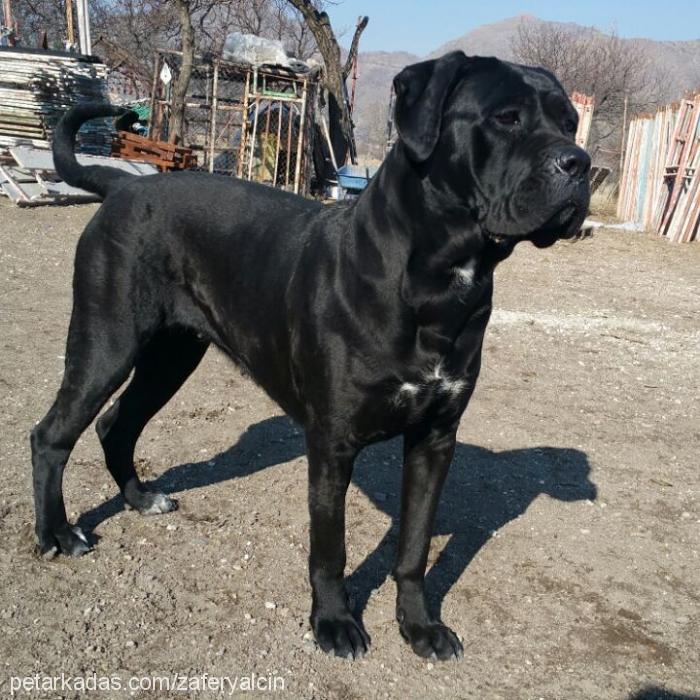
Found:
[360,99,389,162]
[229,0,267,35]
[194,0,324,60]
[93,1,179,88]
[270,0,317,60]
[13,0,106,48]
[168,0,195,143]
[286,0,367,166]
[60,0,368,165]
[511,20,663,166]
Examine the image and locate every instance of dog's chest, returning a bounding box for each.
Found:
[395,360,467,404]
[391,289,491,417]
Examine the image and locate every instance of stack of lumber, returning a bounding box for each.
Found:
[0,144,157,206]
[617,93,700,243]
[0,47,111,154]
[111,131,197,171]
[571,92,595,149]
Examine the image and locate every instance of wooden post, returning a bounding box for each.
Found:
[293,78,308,194]
[262,96,273,182]
[65,0,75,47]
[2,0,16,46]
[619,92,628,177]
[236,69,251,179]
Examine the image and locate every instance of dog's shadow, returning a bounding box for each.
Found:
[79,415,596,618]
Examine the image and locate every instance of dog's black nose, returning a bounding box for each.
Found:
[555,147,591,178]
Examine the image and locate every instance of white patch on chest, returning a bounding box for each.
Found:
[453,259,477,287]
[399,382,420,395]
[395,362,466,404]
[428,361,466,394]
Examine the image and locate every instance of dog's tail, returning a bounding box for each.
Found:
[53,103,138,198]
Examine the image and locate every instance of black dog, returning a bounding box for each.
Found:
[31,52,590,660]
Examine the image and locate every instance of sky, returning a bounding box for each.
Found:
[326,0,700,55]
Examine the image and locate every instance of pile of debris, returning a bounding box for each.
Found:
[0,47,162,206]
[0,47,111,153]
[0,145,156,206]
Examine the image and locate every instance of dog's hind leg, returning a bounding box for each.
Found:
[31,311,140,557]
[95,329,208,515]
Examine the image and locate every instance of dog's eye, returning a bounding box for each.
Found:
[565,119,577,134]
[494,110,521,127]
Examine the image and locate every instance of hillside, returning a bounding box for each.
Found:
[352,15,700,156]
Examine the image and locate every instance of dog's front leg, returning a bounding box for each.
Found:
[307,431,370,659]
[394,425,464,660]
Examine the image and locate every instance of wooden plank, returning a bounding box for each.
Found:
[617,92,700,243]
[0,50,111,149]
[0,164,30,203]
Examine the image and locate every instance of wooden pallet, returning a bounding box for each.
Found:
[652,97,697,235]
[111,131,197,171]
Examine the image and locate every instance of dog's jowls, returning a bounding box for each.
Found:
[32,52,590,660]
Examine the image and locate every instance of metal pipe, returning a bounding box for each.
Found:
[209,60,219,173]
[75,0,85,54]
[81,0,91,54]
[148,52,162,140]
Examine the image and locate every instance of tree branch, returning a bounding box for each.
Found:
[343,15,368,80]
[285,0,355,165]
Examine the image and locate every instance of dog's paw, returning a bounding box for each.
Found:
[399,621,463,660]
[127,489,177,516]
[312,614,370,659]
[36,523,91,558]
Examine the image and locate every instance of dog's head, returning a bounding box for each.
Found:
[393,52,591,248]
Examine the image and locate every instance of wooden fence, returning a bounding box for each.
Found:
[617,93,700,243]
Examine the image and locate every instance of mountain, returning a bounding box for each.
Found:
[426,14,528,60]
[352,50,419,156]
[630,37,700,99]
[351,15,700,157]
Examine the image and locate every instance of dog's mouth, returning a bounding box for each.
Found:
[482,183,590,249]
[529,202,586,248]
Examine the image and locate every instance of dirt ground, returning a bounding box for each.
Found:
[0,199,698,700]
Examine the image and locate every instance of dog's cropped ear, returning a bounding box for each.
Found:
[393,51,468,163]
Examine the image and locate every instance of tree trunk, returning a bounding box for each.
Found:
[169,0,195,145]
[286,1,367,167]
